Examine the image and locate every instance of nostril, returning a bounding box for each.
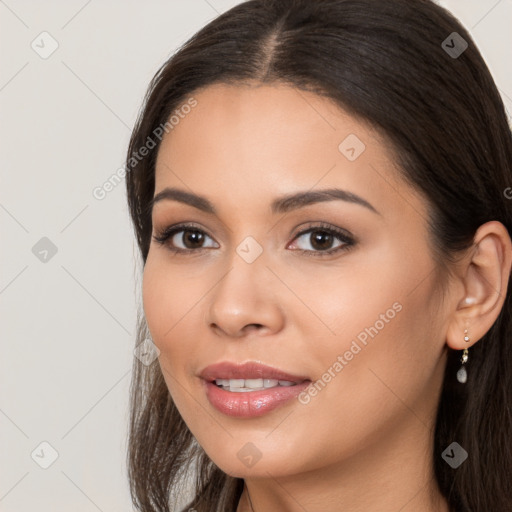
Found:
[243,323,265,334]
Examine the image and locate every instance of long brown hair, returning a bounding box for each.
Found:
[125,1,512,510]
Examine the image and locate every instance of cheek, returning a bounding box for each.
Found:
[319,280,442,432]
[141,258,197,405]
[141,254,211,394]
[290,303,433,468]
[302,250,441,420]
[142,255,195,346]
[142,258,166,342]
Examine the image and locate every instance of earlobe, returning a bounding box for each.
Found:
[445,221,512,351]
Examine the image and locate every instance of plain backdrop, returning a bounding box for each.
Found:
[1,1,511,510]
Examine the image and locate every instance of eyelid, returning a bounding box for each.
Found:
[290,221,354,241]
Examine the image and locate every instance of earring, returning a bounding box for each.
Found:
[456,349,469,383]
[457,329,469,384]
[456,329,470,383]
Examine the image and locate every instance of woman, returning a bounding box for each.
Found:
[124,0,512,510]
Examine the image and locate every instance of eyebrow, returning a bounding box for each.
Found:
[148,187,380,216]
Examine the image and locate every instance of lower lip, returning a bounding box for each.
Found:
[203,379,311,418]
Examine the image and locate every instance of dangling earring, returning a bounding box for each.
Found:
[456,328,470,383]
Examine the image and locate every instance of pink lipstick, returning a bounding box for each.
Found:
[199,361,311,418]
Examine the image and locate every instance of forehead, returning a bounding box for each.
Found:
[155,82,377,176]
[153,83,426,222]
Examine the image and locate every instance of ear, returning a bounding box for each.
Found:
[446,221,512,350]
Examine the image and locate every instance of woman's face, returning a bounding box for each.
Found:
[143,83,451,478]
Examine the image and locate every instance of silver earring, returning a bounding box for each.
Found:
[456,329,470,383]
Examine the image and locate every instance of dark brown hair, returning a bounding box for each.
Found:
[125,1,512,510]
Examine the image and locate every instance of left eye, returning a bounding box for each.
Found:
[288,227,353,254]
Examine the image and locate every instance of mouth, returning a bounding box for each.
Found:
[198,361,312,418]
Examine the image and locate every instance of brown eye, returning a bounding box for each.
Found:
[179,229,206,249]
[288,223,355,256]
[293,229,343,252]
[309,231,336,251]
[152,224,219,252]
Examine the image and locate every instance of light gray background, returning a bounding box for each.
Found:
[1,1,511,511]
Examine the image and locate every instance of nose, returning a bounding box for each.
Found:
[206,258,285,339]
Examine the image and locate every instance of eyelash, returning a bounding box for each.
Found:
[152,221,356,257]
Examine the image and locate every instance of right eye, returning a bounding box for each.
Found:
[152,223,219,253]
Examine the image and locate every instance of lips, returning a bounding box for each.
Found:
[199,361,310,384]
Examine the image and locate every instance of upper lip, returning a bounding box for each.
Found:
[199,361,310,383]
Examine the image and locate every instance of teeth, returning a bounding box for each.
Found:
[214,378,297,391]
